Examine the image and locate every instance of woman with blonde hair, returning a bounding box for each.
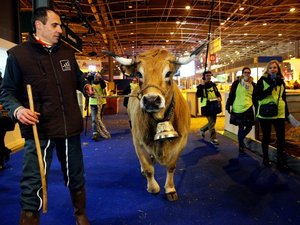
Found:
[255,60,289,170]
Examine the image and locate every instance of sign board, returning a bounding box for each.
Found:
[209,37,221,54]
[255,56,283,63]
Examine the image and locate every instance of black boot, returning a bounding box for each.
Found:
[70,187,90,225]
[262,149,272,167]
[276,151,289,171]
[19,210,40,225]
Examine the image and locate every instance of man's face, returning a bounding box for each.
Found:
[243,69,251,81]
[36,10,62,45]
[205,73,212,82]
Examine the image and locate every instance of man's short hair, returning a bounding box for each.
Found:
[31,7,57,32]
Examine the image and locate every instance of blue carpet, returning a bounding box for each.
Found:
[1,112,300,225]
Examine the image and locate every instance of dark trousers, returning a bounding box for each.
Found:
[20,134,85,211]
[237,124,253,147]
[258,118,286,162]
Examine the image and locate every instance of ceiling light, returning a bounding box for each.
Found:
[239,7,244,11]
[290,8,296,12]
[128,2,133,9]
[220,22,225,25]
[176,20,180,24]
[166,40,169,42]
[244,33,248,36]
[263,23,267,26]
[185,5,191,10]
[278,33,282,36]
[170,32,174,35]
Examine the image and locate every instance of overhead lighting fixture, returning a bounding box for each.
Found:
[170,32,174,35]
[278,33,282,36]
[263,23,267,26]
[290,8,296,12]
[128,2,133,9]
[239,7,244,11]
[185,2,191,10]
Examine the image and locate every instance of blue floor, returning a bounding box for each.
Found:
[1,112,300,225]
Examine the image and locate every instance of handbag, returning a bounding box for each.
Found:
[259,85,281,117]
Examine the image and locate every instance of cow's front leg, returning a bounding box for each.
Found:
[137,150,160,194]
[165,166,177,201]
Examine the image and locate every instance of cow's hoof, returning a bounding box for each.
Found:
[166,191,178,201]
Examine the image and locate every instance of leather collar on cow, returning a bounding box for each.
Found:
[137,84,167,98]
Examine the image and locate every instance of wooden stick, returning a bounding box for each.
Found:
[26,84,48,213]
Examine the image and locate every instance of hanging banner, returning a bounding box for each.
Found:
[209,37,221,54]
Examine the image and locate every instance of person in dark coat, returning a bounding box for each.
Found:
[226,67,256,153]
[0,74,14,170]
[254,60,289,170]
[196,71,222,145]
[0,7,93,224]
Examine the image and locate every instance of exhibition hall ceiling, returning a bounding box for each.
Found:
[20,0,300,66]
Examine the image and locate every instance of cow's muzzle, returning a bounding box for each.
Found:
[141,93,165,112]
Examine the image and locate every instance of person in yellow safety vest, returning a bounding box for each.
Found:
[89,72,110,141]
[226,67,256,153]
[254,60,289,171]
[196,71,222,145]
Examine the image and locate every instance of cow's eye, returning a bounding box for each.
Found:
[135,71,143,78]
[165,71,172,78]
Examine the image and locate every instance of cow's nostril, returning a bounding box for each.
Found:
[143,95,162,111]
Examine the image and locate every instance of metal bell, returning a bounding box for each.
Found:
[154,121,179,141]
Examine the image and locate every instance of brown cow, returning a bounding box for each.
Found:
[104,45,205,201]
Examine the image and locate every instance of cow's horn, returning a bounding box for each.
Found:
[102,50,134,65]
[173,41,208,65]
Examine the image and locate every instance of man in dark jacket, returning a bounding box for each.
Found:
[196,71,222,145]
[0,7,93,225]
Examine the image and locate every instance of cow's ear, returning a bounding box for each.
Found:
[121,64,136,76]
